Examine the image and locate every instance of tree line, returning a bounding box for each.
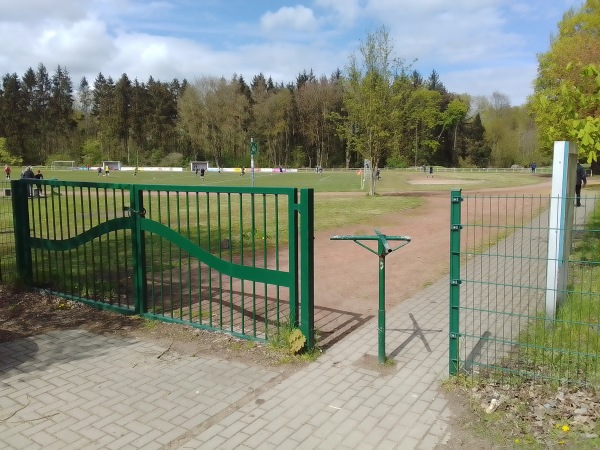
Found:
[0,28,542,172]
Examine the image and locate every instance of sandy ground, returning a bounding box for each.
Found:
[313,179,554,333]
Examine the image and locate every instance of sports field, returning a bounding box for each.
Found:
[42,167,545,192]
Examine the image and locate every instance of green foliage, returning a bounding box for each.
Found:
[385,154,410,168]
[529,0,600,158]
[560,63,600,162]
[81,138,102,165]
[0,138,23,165]
[158,152,184,167]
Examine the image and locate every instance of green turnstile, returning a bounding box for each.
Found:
[331,229,411,363]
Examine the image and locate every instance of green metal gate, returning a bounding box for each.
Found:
[12,179,315,348]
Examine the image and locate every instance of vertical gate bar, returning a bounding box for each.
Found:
[263,194,268,335]
[195,192,202,324]
[239,193,244,333]
[251,193,256,337]
[65,186,72,294]
[43,184,52,285]
[71,187,79,297]
[167,192,174,318]
[109,188,117,305]
[449,189,463,376]
[274,195,280,327]
[176,192,183,320]
[158,191,165,315]
[103,187,112,303]
[94,187,103,300]
[86,187,94,299]
[216,193,225,331]
[112,188,127,306]
[28,186,39,283]
[58,185,67,293]
[120,189,131,309]
[50,184,58,285]
[288,189,298,328]
[206,193,216,328]
[228,193,233,330]
[186,192,192,321]
[299,189,314,349]
[149,191,157,313]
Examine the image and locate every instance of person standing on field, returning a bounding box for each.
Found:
[22,166,35,197]
[4,165,10,179]
[34,169,44,196]
[576,162,587,207]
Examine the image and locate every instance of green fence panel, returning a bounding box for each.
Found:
[11,179,315,346]
[451,192,600,385]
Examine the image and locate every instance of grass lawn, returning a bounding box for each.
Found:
[41,168,546,193]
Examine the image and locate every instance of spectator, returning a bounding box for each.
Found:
[576,162,587,207]
[22,166,35,197]
[34,169,44,195]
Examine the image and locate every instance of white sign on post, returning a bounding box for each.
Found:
[545,141,577,320]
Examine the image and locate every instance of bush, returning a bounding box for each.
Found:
[158,152,183,167]
[385,154,410,169]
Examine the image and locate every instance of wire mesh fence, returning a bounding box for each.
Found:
[450,190,600,385]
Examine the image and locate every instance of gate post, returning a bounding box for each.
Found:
[299,189,315,350]
[449,189,463,375]
[12,180,32,281]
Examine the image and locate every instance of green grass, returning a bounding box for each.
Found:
[41,167,547,192]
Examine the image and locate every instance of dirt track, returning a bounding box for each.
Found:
[312,178,554,346]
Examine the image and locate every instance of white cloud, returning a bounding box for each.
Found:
[0,17,114,77]
[315,0,362,26]
[0,0,88,22]
[260,6,318,33]
[0,0,580,104]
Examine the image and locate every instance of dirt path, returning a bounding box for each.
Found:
[313,179,554,330]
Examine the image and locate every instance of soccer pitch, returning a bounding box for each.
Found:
[41,168,545,193]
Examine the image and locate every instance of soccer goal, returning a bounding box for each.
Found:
[51,161,75,170]
[190,161,209,172]
[101,161,122,171]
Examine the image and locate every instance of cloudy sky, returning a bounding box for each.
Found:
[0,0,584,105]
